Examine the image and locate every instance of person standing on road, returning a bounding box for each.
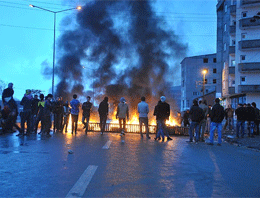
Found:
[42,94,53,137]
[207,98,225,146]
[138,96,150,139]
[223,104,234,131]
[183,110,190,127]
[20,89,33,136]
[82,96,92,134]
[31,95,39,133]
[246,103,256,138]
[199,100,208,142]
[62,101,71,133]
[35,94,45,134]
[252,102,260,136]
[235,104,246,138]
[154,96,172,141]
[98,97,109,135]
[70,94,80,134]
[187,99,204,143]
[116,97,129,136]
[205,104,212,134]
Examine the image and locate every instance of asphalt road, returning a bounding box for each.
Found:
[0,130,260,197]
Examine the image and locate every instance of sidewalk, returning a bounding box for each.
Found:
[223,130,260,151]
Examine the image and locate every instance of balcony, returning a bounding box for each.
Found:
[241,0,260,5]
[229,87,235,95]
[239,39,260,50]
[239,18,260,28]
[230,25,236,34]
[238,85,260,93]
[229,46,235,54]
[238,62,260,72]
[229,66,235,74]
[230,5,236,15]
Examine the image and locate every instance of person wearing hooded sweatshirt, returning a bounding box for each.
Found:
[154,96,171,141]
[98,97,109,135]
[187,99,204,143]
[19,89,33,135]
[116,97,129,136]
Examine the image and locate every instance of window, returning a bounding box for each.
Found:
[224,43,227,51]
[232,80,235,86]
[205,89,209,94]
[225,4,228,12]
[232,20,236,25]
[203,58,208,63]
[241,33,246,40]
[186,100,190,108]
[182,80,185,87]
[224,24,227,32]
[213,68,217,73]
[241,55,246,61]
[231,60,235,66]
[182,100,185,109]
[240,76,246,85]
[205,79,208,84]
[193,92,199,96]
[242,12,247,18]
[213,58,217,63]
[213,79,217,84]
[232,40,236,46]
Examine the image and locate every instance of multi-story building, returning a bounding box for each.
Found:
[217,0,260,108]
[180,54,221,111]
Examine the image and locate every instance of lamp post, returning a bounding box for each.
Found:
[29,4,82,97]
[202,69,208,100]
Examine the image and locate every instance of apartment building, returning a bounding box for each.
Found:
[217,0,260,108]
[180,54,221,111]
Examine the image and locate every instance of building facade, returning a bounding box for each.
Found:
[181,54,221,111]
[217,0,260,108]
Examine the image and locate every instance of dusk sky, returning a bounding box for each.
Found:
[0,0,217,100]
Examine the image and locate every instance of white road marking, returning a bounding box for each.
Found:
[66,165,98,198]
[102,140,112,149]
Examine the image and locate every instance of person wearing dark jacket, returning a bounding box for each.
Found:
[42,94,53,137]
[98,97,109,134]
[31,95,39,133]
[246,103,256,138]
[187,99,204,143]
[235,104,246,138]
[35,94,45,133]
[82,96,92,134]
[208,98,225,145]
[252,102,260,135]
[183,110,190,127]
[19,89,33,135]
[2,83,14,106]
[154,96,172,141]
[1,98,21,134]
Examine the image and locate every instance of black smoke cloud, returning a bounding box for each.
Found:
[54,0,187,112]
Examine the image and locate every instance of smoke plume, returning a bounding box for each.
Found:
[54,0,187,113]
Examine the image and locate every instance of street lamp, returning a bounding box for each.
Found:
[29,4,82,97]
[202,69,208,99]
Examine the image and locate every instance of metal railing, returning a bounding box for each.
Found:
[88,122,189,135]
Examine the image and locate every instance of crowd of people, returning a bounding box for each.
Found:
[0,83,173,141]
[182,98,260,146]
[1,83,259,144]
